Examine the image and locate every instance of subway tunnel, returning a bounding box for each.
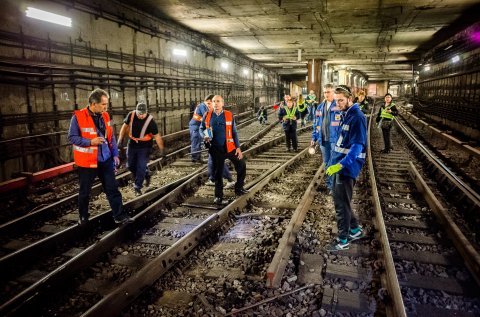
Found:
[0,1,479,316]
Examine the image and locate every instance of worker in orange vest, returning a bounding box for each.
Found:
[68,88,132,225]
[117,102,165,196]
[200,95,247,205]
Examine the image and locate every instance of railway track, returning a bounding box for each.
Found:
[0,110,256,224]
[0,111,271,251]
[0,116,299,316]
[3,100,479,316]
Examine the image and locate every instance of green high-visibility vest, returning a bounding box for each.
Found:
[297,101,307,112]
[380,103,395,120]
[306,94,316,105]
[359,101,368,110]
[284,106,297,120]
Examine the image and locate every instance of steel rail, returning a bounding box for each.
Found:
[395,118,480,210]
[367,115,407,317]
[81,133,313,317]
[407,162,480,286]
[0,121,296,316]
[266,160,324,288]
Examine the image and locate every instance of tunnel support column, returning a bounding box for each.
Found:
[307,59,323,97]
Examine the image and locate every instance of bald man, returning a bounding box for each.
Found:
[200,95,247,205]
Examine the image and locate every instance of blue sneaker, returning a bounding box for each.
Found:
[326,238,349,252]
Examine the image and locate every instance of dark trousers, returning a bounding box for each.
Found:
[127,146,150,190]
[284,124,298,150]
[332,173,359,241]
[209,145,246,198]
[381,121,392,151]
[78,157,123,220]
[208,153,232,181]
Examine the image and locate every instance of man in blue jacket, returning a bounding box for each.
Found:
[189,95,214,163]
[311,83,342,192]
[325,85,367,251]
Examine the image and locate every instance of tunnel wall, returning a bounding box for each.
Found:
[0,0,280,181]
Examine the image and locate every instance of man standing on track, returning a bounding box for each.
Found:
[189,95,214,163]
[325,85,367,251]
[311,83,342,193]
[68,88,132,225]
[200,95,248,205]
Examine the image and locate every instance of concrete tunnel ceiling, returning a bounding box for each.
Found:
[120,0,480,82]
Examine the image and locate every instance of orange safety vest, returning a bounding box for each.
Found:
[128,111,153,142]
[73,107,113,168]
[205,110,236,153]
[192,105,203,122]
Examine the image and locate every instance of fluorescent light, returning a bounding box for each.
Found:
[424,65,430,71]
[26,7,72,27]
[221,62,228,69]
[173,48,187,56]
[452,55,460,63]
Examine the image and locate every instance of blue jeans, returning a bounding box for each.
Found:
[127,146,150,190]
[78,157,123,220]
[189,124,202,161]
[333,173,359,240]
[208,154,232,181]
[307,105,315,121]
[320,141,336,190]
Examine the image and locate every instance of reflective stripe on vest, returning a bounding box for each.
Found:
[334,145,366,159]
[297,101,307,112]
[128,112,153,142]
[192,105,203,122]
[284,106,297,120]
[380,104,394,120]
[205,110,236,153]
[73,108,113,168]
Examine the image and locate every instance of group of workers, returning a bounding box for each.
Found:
[68,86,396,254]
[273,85,397,251]
[68,88,165,225]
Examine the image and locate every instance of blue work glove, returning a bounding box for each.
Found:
[326,163,342,176]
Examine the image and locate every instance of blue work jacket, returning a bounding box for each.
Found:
[189,102,209,127]
[330,104,367,179]
[312,99,342,144]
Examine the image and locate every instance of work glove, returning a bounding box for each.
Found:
[326,163,342,176]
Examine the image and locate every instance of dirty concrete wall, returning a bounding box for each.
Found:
[0,0,279,180]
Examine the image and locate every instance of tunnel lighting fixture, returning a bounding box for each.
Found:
[424,65,430,71]
[173,48,187,56]
[221,62,228,69]
[26,7,72,27]
[451,55,460,63]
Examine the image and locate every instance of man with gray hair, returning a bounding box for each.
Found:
[117,101,165,196]
[311,83,342,193]
[68,88,132,225]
